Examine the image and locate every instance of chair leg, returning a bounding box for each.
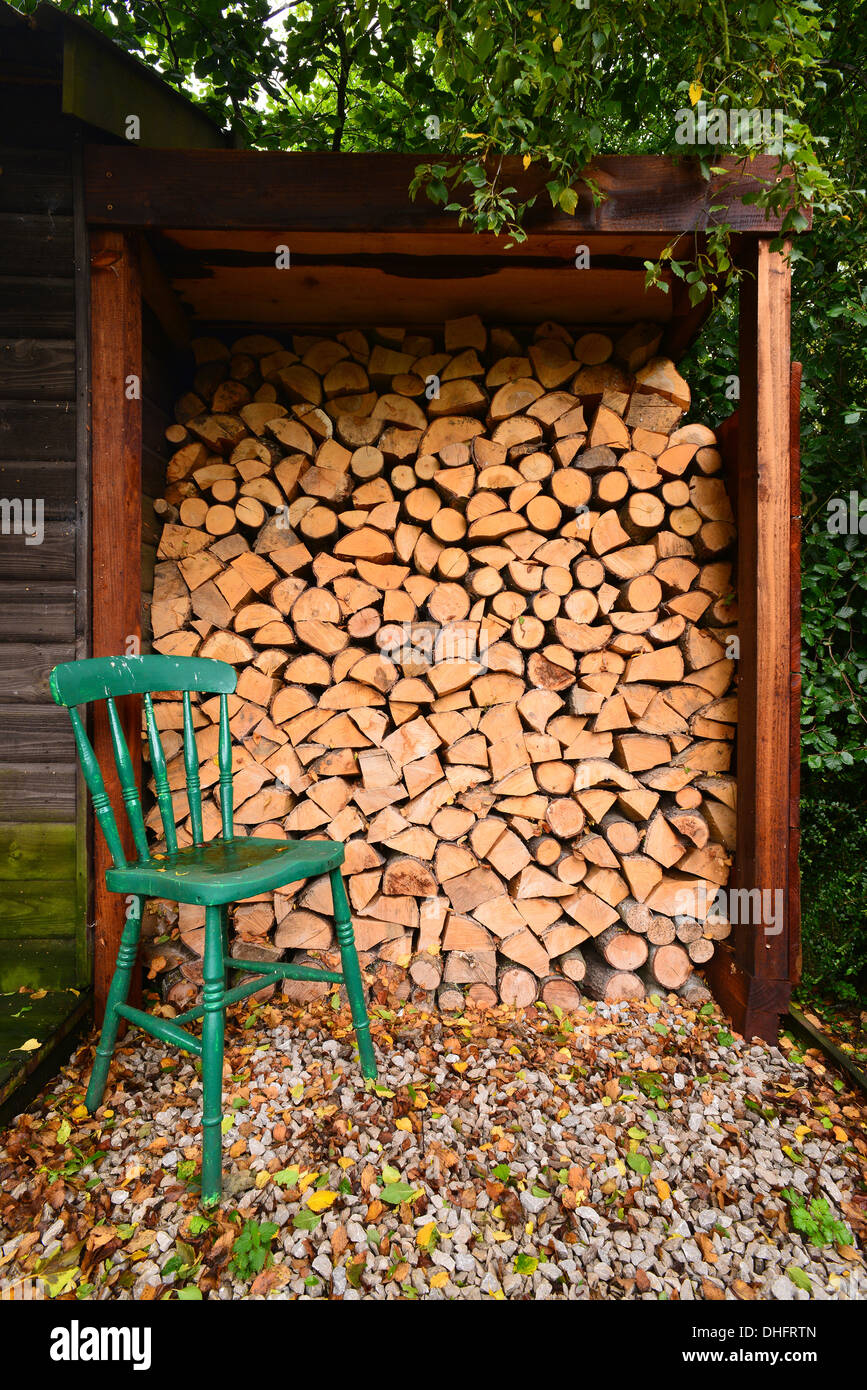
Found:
[220,904,231,991]
[86,894,142,1113]
[200,904,226,1206]
[329,868,377,1081]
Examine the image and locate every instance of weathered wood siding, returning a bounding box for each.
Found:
[0,40,89,989]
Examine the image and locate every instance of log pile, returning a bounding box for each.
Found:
[147,316,736,1010]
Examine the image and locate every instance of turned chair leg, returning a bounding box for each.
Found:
[200,904,227,1206]
[330,868,377,1081]
[220,903,231,991]
[86,894,142,1113]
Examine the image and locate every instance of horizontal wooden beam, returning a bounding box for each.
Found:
[85,149,801,235]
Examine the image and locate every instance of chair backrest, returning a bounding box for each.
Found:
[50,655,238,867]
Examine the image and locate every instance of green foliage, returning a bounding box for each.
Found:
[781,1187,852,1249]
[228,1218,279,1280]
[797,799,867,1001]
[29,1,843,276]
[162,1239,202,1288]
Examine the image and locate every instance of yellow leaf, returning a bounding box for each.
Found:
[306,1189,337,1212]
[395,1117,413,1132]
[30,989,47,1000]
[489,1230,511,1242]
[15,1038,40,1053]
[552,34,563,52]
[655,1178,672,1201]
[72,1104,88,1120]
[413,1091,429,1110]
[255,1170,271,1189]
[522,155,532,170]
[338,1157,354,1171]
[453,1060,468,1073]
[298,1171,319,1193]
[833,1126,848,1143]
[794,1125,811,1140]
[435,27,443,46]
[689,81,703,107]
[417,1221,437,1248]
[430,1270,449,1288]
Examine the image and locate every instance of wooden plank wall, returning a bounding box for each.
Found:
[0,46,89,988]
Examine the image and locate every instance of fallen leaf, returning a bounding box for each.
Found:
[250,1264,292,1297]
[306,1190,337,1213]
[416,1221,437,1249]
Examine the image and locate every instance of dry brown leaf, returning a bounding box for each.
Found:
[250,1263,293,1297]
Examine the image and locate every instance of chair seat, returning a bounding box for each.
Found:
[105,837,343,906]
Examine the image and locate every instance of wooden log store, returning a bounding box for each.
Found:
[0,4,805,1077]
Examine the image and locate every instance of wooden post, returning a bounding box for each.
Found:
[90,230,142,1020]
[788,361,803,986]
[706,239,793,1040]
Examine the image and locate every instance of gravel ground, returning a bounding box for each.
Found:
[1,988,865,1301]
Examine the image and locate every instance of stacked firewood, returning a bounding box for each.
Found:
[148,316,735,1011]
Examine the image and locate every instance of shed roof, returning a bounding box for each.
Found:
[0,0,228,147]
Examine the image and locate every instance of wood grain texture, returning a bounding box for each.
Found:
[789,361,803,985]
[0,338,76,398]
[90,229,143,1018]
[0,583,76,641]
[734,239,792,990]
[84,150,803,234]
[0,215,74,276]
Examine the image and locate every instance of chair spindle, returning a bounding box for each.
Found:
[183,690,204,845]
[68,707,127,867]
[218,693,233,841]
[106,697,149,862]
[143,692,178,855]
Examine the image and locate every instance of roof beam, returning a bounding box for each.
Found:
[84,149,801,234]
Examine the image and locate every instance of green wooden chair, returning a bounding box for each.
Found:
[50,654,377,1205]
